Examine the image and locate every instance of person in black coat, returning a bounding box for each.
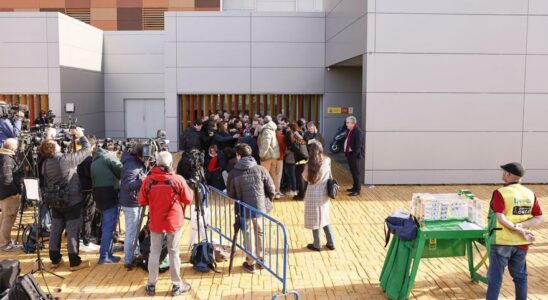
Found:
[0,138,22,251]
[180,119,208,152]
[343,116,365,196]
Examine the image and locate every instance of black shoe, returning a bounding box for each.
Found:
[145,284,155,296]
[257,257,265,270]
[306,244,321,252]
[292,196,304,201]
[171,283,190,296]
[349,192,360,197]
[346,188,354,192]
[242,261,256,273]
[326,244,335,251]
[124,263,133,271]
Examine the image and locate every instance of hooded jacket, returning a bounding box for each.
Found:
[119,152,146,207]
[0,119,21,146]
[138,166,193,233]
[0,148,20,200]
[42,136,91,209]
[227,156,275,217]
[257,121,280,161]
[91,148,122,211]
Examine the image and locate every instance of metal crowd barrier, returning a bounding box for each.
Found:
[206,186,299,300]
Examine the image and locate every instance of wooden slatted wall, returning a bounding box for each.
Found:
[0,94,50,127]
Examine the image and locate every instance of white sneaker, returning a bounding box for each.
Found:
[80,243,100,253]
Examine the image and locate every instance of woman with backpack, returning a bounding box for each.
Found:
[303,141,335,251]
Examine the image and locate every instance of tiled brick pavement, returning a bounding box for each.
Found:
[1,156,547,299]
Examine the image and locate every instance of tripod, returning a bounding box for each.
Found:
[14,144,40,245]
[29,200,64,296]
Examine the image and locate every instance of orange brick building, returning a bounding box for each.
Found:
[0,0,220,30]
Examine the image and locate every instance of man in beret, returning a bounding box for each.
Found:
[486,162,544,300]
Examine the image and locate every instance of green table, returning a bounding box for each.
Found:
[380,220,490,299]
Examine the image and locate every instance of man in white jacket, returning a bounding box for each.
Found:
[257,116,280,189]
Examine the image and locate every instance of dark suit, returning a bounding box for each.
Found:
[344,127,364,193]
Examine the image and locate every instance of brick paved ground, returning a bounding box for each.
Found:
[1,154,547,299]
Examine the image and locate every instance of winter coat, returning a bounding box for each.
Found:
[138,166,193,233]
[77,156,93,192]
[180,127,207,152]
[303,157,332,230]
[91,148,122,211]
[227,156,275,218]
[205,152,226,190]
[283,130,295,164]
[240,136,260,164]
[0,148,20,200]
[276,130,286,161]
[214,132,235,150]
[119,152,146,208]
[0,119,21,146]
[257,121,280,161]
[42,136,92,209]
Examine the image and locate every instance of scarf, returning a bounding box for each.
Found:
[345,127,356,155]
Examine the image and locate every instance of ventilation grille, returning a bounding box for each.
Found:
[143,8,166,30]
[66,8,91,24]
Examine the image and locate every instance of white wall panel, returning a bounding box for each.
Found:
[105,111,125,133]
[252,16,324,42]
[48,68,61,93]
[256,1,295,11]
[105,74,164,93]
[104,54,164,74]
[58,16,103,53]
[529,0,548,14]
[527,16,548,54]
[252,42,324,67]
[164,68,177,93]
[296,0,323,12]
[105,92,164,112]
[251,68,324,93]
[164,16,177,42]
[223,0,255,10]
[376,0,528,15]
[525,55,548,93]
[0,43,48,68]
[178,42,250,67]
[0,68,49,93]
[323,0,341,13]
[375,14,527,54]
[522,132,548,169]
[104,33,164,54]
[0,17,47,42]
[325,0,366,40]
[59,44,102,72]
[324,66,362,92]
[164,43,176,68]
[46,15,59,43]
[178,17,251,42]
[524,94,548,131]
[325,15,365,66]
[367,53,525,93]
[177,68,251,93]
[366,132,522,170]
[366,93,524,132]
[521,170,548,184]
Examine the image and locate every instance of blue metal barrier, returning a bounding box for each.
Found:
[206,186,299,300]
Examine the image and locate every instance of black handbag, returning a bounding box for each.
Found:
[326,173,339,199]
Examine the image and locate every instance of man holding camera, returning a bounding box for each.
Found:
[91,140,123,264]
[119,144,146,269]
[139,151,193,296]
[0,138,22,251]
[40,127,91,271]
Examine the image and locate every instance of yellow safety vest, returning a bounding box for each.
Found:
[489,183,535,246]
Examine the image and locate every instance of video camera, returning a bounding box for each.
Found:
[0,103,28,119]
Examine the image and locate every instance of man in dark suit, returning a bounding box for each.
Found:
[344,116,365,196]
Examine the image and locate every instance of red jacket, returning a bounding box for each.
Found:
[138,166,193,233]
[276,130,286,160]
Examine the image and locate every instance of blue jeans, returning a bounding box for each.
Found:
[486,245,528,300]
[99,205,120,260]
[122,206,141,265]
[283,163,296,190]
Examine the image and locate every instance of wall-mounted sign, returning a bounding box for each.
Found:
[327,106,353,114]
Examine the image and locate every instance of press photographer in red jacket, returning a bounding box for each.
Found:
[138,151,193,297]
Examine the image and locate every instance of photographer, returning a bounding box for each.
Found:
[77,135,99,252]
[91,140,123,264]
[119,144,146,269]
[0,111,22,146]
[40,128,91,271]
[0,138,22,251]
[34,111,49,125]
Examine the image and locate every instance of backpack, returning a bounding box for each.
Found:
[22,225,43,254]
[0,260,20,294]
[8,274,51,300]
[136,220,169,273]
[384,215,419,247]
